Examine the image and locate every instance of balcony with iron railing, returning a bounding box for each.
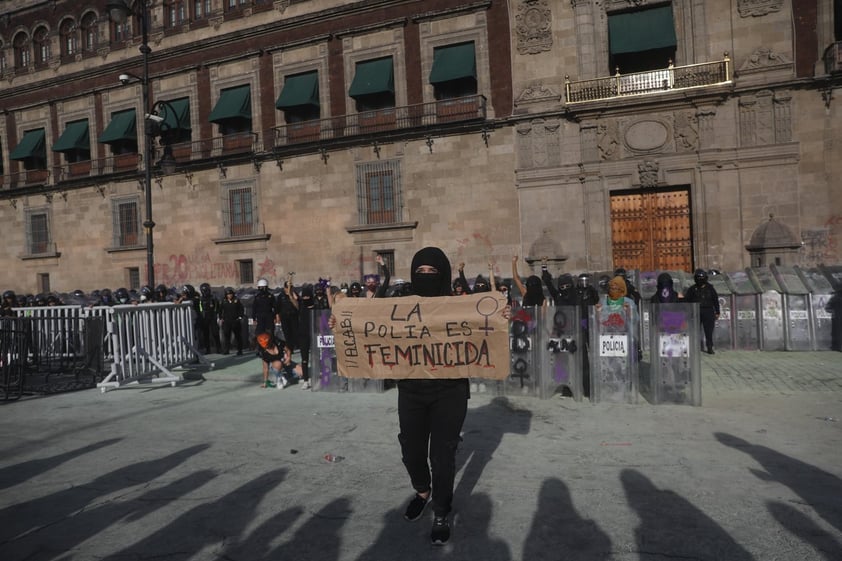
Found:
[565,54,732,104]
[824,41,842,74]
[273,95,487,148]
[1,95,487,191]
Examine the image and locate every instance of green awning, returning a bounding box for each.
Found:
[276,72,320,109]
[52,120,90,152]
[160,98,191,131]
[10,129,46,160]
[429,42,476,84]
[98,109,137,144]
[348,57,394,98]
[608,4,677,55]
[209,85,251,123]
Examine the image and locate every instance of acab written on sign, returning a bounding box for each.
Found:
[599,334,628,357]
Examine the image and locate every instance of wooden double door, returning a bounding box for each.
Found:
[610,187,693,272]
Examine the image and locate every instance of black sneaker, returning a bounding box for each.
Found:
[431,515,450,545]
[403,493,429,521]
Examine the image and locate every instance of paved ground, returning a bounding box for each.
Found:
[0,350,841,561]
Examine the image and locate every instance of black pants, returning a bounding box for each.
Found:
[397,379,468,517]
[700,308,716,351]
[199,316,221,353]
[222,319,242,353]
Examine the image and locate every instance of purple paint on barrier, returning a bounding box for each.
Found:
[554,363,569,383]
[660,311,687,334]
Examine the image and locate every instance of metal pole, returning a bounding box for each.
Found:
[140,3,155,288]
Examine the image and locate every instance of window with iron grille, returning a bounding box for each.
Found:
[222,180,258,237]
[239,259,254,284]
[34,26,49,66]
[112,197,141,247]
[127,267,140,290]
[60,19,77,58]
[13,32,30,69]
[356,160,402,225]
[193,0,211,19]
[25,209,51,255]
[81,12,98,51]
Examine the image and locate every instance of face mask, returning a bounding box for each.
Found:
[661,288,670,299]
[413,273,442,297]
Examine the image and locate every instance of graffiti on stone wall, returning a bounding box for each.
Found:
[801,215,842,265]
[156,253,279,287]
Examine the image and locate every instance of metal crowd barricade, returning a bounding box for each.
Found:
[589,302,639,403]
[97,303,202,392]
[645,303,702,406]
[0,318,28,400]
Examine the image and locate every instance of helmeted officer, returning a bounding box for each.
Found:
[197,283,221,354]
[683,269,720,354]
[219,287,244,355]
[252,278,279,338]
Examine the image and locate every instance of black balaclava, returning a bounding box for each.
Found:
[656,272,677,303]
[410,247,452,297]
[300,284,315,308]
[557,273,574,293]
[523,275,545,307]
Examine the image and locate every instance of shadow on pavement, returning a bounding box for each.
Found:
[0,437,122,491]
[101,467,288,560]
[523,478,612,561]
[268,498,351,560]
[767,500,842,561]
[620,469,755,560]
[0,443,210,545]
[716,432,842,549]
[455,396,532,504]
[0,469,217,560]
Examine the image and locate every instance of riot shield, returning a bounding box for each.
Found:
[646,303,702,405]
[589,301,639,403]
[537,305,583,400]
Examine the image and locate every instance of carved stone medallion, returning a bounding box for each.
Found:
[516,0,553,55]
[737,0,784,17]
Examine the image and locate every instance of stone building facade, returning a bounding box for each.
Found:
[0,0,839,294]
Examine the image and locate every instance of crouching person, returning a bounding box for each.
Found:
[256,332,304,389]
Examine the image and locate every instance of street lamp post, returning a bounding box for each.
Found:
[108,0,156,288]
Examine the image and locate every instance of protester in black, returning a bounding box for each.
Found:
[277,278,300,351]
[542,268,578,306]
[219,287,244,355]
[512,256,545,307]
[684,269,720,354]
[395,247,465,546]
[651,272,680,304]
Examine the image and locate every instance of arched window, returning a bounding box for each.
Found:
[33,26,50,66]
[13,31,30,69]
[60,19,76,58]
[81,12,98,52]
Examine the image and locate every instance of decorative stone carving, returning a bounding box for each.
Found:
[737,0,784,17]
[674,112,699,152]
[516,0,552,55]
[516,119,562,169]
[696,108,717,150]
[773,90,792,143]
[637,160,660,188]
[624,119,670,153]
[597,121,619,161]
[739,89,791,146]
[514,82,562,106]
[580,124,599,163]
[516,123,533,169]
[739,46,792,73]
[274,0,289,13]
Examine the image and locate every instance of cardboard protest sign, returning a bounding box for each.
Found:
[332,293,510,380]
